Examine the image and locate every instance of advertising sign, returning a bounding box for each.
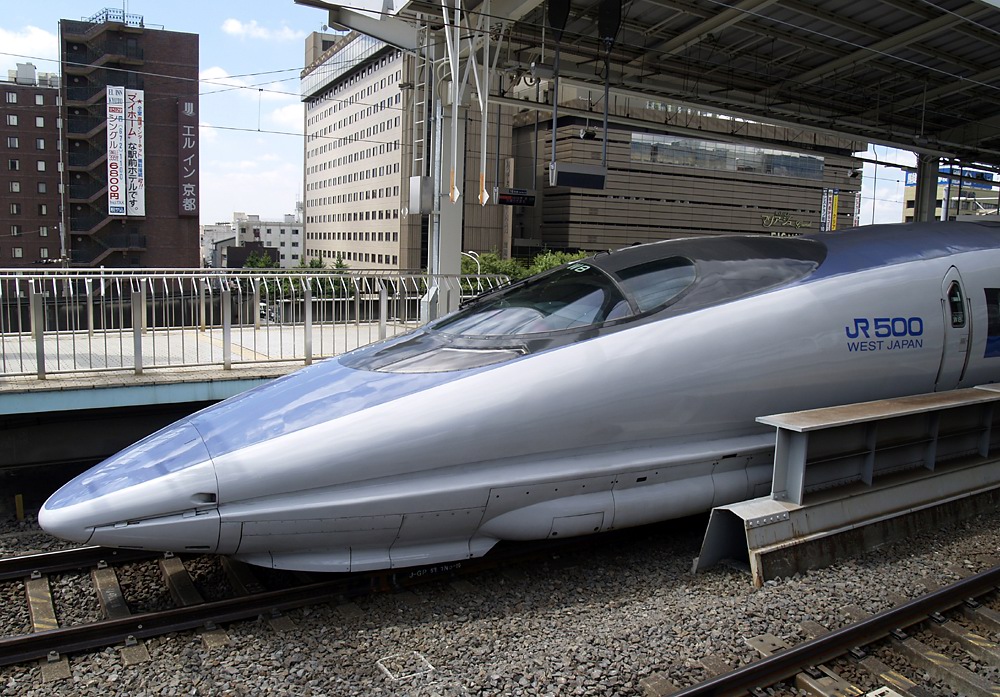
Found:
[106,86,126,216]
[124,89,145,216]
[905,168,995,190]
[177,98,199,217]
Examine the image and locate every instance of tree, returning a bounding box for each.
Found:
[459,249,590,282]
[297,257,326,269]
[244,250,278,268]
[525,250,589,277]
[461,251,528,280]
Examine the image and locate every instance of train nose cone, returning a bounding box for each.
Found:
[37,499,94,544]
[39,421,221,552]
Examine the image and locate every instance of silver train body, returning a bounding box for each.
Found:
[40,221,1000,571]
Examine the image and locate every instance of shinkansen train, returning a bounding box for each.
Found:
[38,221,1000,572]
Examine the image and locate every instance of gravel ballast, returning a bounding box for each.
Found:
[1,508,999,696]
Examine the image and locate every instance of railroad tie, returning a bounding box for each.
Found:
[800,620,830,639]
[158,555,229,648]
[638,670,680,697]
[925,613,1000,665]
[843,605,935,697]
[883,590,1000,697]
[92,564,151,665]
[964,599,1000,635]
[888,627,1000,697]
[945,563,1000,634]
[220,557,295,632]
[747,633,863,697]
[698,655,732,676]
[24,576,70,682]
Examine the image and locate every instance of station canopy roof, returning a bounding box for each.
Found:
[302,0,1000,169]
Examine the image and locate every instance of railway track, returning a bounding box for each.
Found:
[4,535,1000,695]
[642,562,1000,697]
[0,530,650,676]
[0,545,465,676]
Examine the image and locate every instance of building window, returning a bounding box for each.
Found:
[39,247,49,259]
[8,159,18,171]
[4,92,15,104]
[9,181,19,193]
[39,226,48,237]
[38,203,47,215]
[36,160,45,172]
[36,182,45,194]
[10,225,21,236]
[35,116,44,128]
[5,114,16,126]
[35,138,44,150]
[12,247,23,259]
[35,94,43,106]
[10,203,20,215]
[6,136,17,148]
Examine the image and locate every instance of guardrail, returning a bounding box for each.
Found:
[0,269,510,379]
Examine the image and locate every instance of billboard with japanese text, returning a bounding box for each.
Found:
[124,89,145,216]
[177,98,199,217]
[106,86,126,216]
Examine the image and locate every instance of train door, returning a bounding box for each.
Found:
[935,266,971,391]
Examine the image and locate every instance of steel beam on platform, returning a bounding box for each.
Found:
[696,386,1000,585]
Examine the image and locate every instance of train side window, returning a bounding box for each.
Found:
[947,281,965,328]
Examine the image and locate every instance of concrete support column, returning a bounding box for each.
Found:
[913,154,940,222]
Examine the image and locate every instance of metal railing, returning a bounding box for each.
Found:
[0,269,510,379]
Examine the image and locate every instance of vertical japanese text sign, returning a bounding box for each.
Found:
[125,89,146,216]
[177,99,199,217]
[106,87,126,216]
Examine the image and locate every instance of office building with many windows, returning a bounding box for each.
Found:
[302,33,408,269]
[234,212,304,269]
[301,33,861,270]
[300,31,511,271]
[511,93,864,253]
[0,64,62,267]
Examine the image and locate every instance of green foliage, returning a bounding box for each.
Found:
[461,252,530,280]
[460,249,590,283]
[297,257,326,269]
[244,250,278,268]
[525,250,590,277]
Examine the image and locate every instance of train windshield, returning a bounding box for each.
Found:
[341,236,823,373]
[431,258,695,336]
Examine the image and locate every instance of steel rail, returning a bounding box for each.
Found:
[0,529,653,667]
[0,546,160,582]
[669,563,1000,697]
[0,573,369,666]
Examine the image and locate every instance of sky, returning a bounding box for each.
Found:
[0,0,914,227]
[0,0,322,225]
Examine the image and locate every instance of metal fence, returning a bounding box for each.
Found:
[0,269,510,379]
